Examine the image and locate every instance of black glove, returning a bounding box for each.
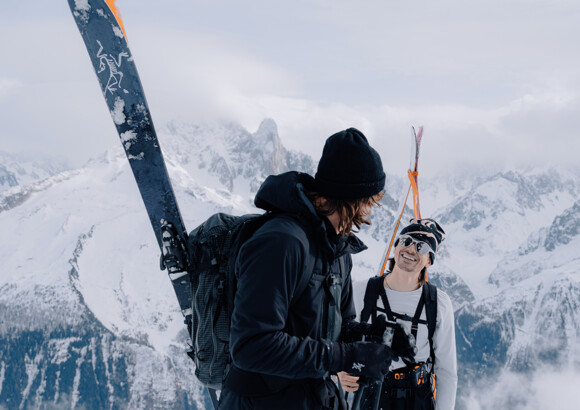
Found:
[330,341,393,381]
[367,314,388,342]
[384,321,417,362]
[340,315,388,343]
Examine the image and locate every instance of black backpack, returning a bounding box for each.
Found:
[186,212,315,392]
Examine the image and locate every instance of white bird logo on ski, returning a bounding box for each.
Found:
[96,40,129,95]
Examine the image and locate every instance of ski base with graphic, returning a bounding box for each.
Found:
[67,0,192,326]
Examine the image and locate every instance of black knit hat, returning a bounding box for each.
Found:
[399,218,446,263]
[314,128,386,200]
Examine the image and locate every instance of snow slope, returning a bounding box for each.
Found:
[1,119,579,409]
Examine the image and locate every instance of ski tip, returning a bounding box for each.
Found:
[413,125,424,140]
[105,0,128,40]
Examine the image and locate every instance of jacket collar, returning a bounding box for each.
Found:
[255,171,368,260]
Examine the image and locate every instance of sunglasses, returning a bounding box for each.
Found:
[398,235,433,255]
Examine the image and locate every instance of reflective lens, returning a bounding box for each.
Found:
[398,235,433,255]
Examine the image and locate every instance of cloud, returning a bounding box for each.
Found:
[124,24,301,126]
[1,0,579,173]
[227,91,577,176]
[532,369,580,410]
[0,77,22,101]
[463,367,580,410]
[497,88,580,161]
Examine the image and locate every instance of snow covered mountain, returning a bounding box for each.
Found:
[0,151,204,409]
[0,119,316,409]
[0,151,70,193]
[1,119,579,409]
[429,170,580,409]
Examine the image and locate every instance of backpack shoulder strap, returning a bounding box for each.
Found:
[268,213,316,305]
[293,248,315,305]
[422,282,438,365]
[360,276,384,323]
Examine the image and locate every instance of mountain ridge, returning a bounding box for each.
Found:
[1,119,579,409]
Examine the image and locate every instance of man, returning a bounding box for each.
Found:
[347,218,458,409]
[218,128,416,409]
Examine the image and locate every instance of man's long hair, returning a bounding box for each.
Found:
[307,191,384,237]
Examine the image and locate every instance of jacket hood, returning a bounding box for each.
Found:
[254,171,367,258]
[255,171,316,215]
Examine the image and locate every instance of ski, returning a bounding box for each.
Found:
[378,126,424,276]
[408,126,423,219]
[67,0,192,327]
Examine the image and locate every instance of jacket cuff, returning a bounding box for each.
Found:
[327,341,344,373]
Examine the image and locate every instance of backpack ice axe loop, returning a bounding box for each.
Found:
[160,219,189,273]
[160,220,192,323]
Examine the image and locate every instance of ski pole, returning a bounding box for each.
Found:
[351,378,384,410]
[351,379,367,410]
[207,388,219,410]
[370,380,382,410]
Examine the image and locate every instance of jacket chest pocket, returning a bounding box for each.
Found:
[321,256,346,341]
[304,256,346,341]
[323,271,343,341]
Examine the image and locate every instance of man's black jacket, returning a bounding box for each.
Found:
[220,171,370,409]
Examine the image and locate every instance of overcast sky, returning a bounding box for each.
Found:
[1,0,579,176]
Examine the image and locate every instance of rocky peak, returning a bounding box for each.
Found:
[544,200,580,251]
[162,118,315,194]
[253,118,283,175]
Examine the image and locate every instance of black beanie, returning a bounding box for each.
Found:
[314,128,386,200]
[399,218,446,263]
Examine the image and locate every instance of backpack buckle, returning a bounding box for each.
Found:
[326,272,341,286]
[217,279,225,295]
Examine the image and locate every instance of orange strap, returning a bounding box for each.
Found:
[407,169,427,280]
[379,184,411,276]
[408,169,421,219]
[105,0,128,39]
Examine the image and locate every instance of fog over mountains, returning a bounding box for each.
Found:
[1,119,579,409]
